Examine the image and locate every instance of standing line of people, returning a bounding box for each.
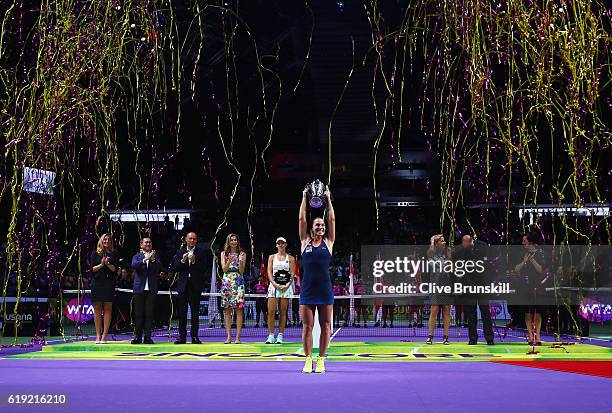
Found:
[89,191,554,381]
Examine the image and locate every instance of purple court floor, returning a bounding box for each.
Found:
[1,358,610,413]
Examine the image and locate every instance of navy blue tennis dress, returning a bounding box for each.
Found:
[299,239,334,305]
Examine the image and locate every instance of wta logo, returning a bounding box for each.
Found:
[579,299,612,323]
[64,297,95,323]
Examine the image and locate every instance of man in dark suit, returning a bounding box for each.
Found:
[454,235,495,345]
[171,232,211,344]
[131,237,164,344]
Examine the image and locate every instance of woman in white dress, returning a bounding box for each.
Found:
[265,237,296,344]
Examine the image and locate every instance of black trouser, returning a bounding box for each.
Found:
[255,298,267,323]
[177,281,202,339]
[465,301,494,342]
[134,291,156,340]
[154,294,170,328]
[382,305,394,324]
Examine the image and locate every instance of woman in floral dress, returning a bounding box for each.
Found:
[220,233,246,343]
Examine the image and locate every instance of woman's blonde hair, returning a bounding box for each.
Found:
[223,233,242,256]
[96,233,114,255]
[427,234,444,258]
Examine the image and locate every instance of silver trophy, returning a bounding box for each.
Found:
[306,179,327,208]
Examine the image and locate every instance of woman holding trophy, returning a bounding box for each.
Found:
[298,180,335,374]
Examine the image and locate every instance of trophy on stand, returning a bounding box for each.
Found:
[306,179,328,209]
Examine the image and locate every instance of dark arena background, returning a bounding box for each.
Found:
[0,1,611,412]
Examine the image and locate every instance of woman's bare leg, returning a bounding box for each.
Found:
[300,305,315,356]
[316,304,333,357]
[279,298,289,334]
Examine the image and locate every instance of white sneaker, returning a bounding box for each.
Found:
[265,334,275,344]
[95,340,101,344]
[275,334,284,344]
[314,356,325,373]
[302,355,313,373]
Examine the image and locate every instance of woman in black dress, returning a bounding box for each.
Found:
[90,233,118,343]
[299,187,335,373]
[514,233,546,345]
